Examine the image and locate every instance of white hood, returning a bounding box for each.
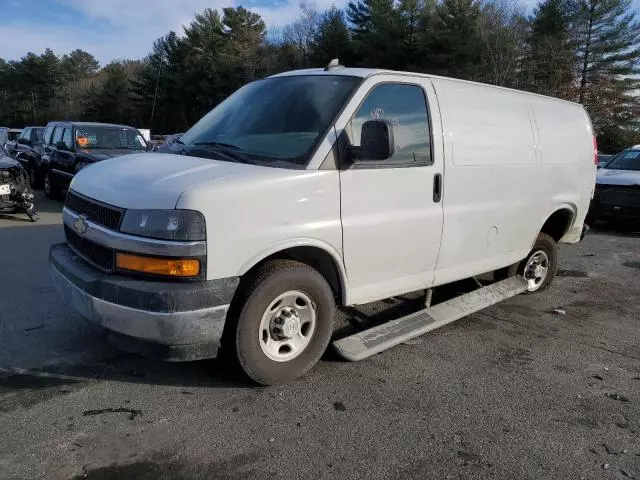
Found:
[69,153,267,209]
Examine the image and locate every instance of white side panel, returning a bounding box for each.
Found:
[530,101,596,243]
[432,78,545,285]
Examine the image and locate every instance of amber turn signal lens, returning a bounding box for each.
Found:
[116,253,200,277]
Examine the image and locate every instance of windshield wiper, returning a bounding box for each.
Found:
[187,142,258,165]
[194,141,242,150]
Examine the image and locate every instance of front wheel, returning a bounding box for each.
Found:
[43,172,60,200]
[230,260,336,385]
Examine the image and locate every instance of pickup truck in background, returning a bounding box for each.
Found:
[49,62,596,385]
[40,121,150,199]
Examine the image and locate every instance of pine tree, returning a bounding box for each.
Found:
[346,0,404,69]
[427,0,483,79]
[573,0,640,105]
[526,0,576,97]
[309,7,355,66]
[571,0,640,139]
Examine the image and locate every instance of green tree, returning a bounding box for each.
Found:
[573,0,640,105]
[427,0,483,79]
[347,0,404,69]
[526,0,576,98]
[570,0,640,140]
[309,7,355,66]
[84,61,141,125]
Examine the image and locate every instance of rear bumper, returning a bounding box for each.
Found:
[49,243,239,361]
[589,203,640,220]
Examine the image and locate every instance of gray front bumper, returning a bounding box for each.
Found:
[49,243,239,361]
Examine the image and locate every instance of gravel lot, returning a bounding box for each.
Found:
[1,193,639,480]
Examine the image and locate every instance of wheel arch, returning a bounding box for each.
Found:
[536,205,577,245]
[238,240,348,306]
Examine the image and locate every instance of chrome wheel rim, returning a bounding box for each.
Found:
[523,250,549,292]
[258,290,317,362]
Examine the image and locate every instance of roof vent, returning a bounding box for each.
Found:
[325,59,344,71]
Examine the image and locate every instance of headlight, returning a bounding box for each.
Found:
[120,209,206,241]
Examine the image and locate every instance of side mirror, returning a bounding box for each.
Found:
[353,120,395,161]
[56,141,69,151]
[17,138,29,146]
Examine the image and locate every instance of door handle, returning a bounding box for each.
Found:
[433,173,442,203]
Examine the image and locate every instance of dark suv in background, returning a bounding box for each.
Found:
[41,122,149,199]
[8,126,46,187]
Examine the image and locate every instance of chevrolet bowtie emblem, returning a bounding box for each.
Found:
[74,215,89,235]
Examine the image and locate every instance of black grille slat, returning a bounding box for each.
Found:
[64,225,114,271]
[65,191,123,230]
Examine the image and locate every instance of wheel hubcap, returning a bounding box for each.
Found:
[259,290,316,362]
[523,250,549,292]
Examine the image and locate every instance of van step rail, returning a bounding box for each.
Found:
[332,276,528,362]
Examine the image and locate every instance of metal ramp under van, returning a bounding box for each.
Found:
[332,276,528,362]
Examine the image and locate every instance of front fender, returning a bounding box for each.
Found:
[238,238,349,305]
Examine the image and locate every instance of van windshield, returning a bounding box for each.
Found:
[178,75,361,168]
[605,150,640,171]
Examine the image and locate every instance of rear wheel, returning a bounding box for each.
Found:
[230,260,336,385]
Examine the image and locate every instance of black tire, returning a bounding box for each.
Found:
[495,233,558,293]
[43,172,60,199]
[229,260,336,385]
[27,166,37,189]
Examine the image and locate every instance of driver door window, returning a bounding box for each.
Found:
[62,128,72,150]
[19,128,31,143]
[347,83,432,167]
[52,127,64,147]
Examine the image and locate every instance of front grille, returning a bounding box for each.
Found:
[65,191,123,230]
[64,224,114,271]
[600,188,640,207]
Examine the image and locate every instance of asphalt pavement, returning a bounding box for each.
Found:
[1,192,639,480]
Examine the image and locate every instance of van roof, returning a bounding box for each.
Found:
[270,67,582,107]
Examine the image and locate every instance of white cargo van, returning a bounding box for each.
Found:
[50,63,596,384]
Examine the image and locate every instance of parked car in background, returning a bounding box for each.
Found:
[149,134,166,151]
[40,121,150,199]
[156,133,183,153]
[9,126,46,188]
[589,147,640,222]
[0,144,38,221]
[50,65,596,385]
[597,153,612,168]
[0,128,22,148]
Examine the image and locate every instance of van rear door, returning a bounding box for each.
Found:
[336,76,445,305]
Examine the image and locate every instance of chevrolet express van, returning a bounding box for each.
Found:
[50,63,596,385]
